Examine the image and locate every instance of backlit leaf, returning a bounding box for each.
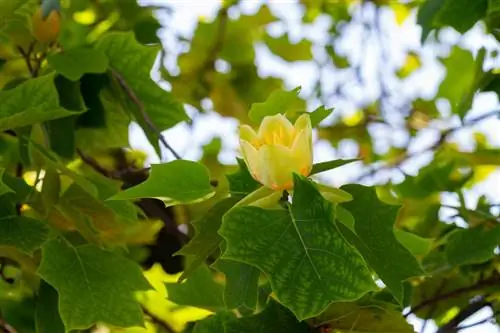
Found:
[47,48,109,81]
[165,265,225,311]
[340,185,424,303]
[311,159,357,175]
[212,259,260,311]
[109,160,215,206]
[0,74,83,132]
[226,158,261,197]
[35,281,65,333]
[0,168,14,196]
[224,300,309,333]
[96,32,188,152]
[0,215,48,254]
[248,87,303,123]
[37,238,152,331]
[220,175,375,320]
[445,225,500,266]
[176,197,240,281]
[310,300,415,333]
[264,33,313,62]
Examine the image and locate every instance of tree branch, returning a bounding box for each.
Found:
[355,109,500,183]
[17,42,36,77]
[436,298,491,333]
[456,310,499,330]
[111,69,181,160]
[404,275,500,318]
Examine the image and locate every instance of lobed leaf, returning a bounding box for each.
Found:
[109,160,215,206]
[220,175,375,320]
[340,185,424,304]
[38,238,152,332]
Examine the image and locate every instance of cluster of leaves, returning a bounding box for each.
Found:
[0,1,499,333]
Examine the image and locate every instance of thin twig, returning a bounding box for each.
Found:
[76,149,149,180]
[420,280,448,333]
[404,275,500,318]
[110,69,181,160]
[17,42,35,77]
[355,109,500,183]
[456,311,499,330]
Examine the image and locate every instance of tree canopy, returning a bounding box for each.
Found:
[0,0,499,333]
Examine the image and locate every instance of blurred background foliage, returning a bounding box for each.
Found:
[1,0,500,332]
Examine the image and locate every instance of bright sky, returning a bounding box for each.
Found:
[134,1,500,332]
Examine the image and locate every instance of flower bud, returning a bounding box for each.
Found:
[31,7,61,43]
[239,113,313,190]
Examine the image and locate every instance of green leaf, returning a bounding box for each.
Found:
[212,259,260,311]
[417,0,445,42]
[310,300,415,333]
[177,197,240,281]
[309,105,334,127]
[44,75,86,158]
[37,238,152,331]
[435,0,487,33]
[0,73,83,132]
[75,86,131,151]
[0,297,36,333]
[248,87,302,123]
[45,117,77,158]
[29,140,98,197]
[226,158,261,197]
[264,33,312,62]
[224,300,309,333]
[340,185,424,303]
[0,168,14,197]
[0,0,36,41]
[488,0,500,14]
[310,159,357,175]
[191,312,235,333]
[95,32,188,152]
[394,229,433,257]
[76,73,108,128]
[445,225,500,266]
[47,48,109,81]
[0,215,48,254]
[437,47,479,118]
[286,106,333,127]
[220,175,375,320]
[109,160,215,205]
[35,281,65,333]
[165,265,225,311]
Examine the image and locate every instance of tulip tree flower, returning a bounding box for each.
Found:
[239,113,313,191]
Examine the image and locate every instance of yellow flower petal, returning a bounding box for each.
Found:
[240,140,262,181]
[294,113,312,134]
[258,114,295,147]
[239,125,259,145]
[257,144,300,190]
[291,129,313,176]
[238,113,313,191]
